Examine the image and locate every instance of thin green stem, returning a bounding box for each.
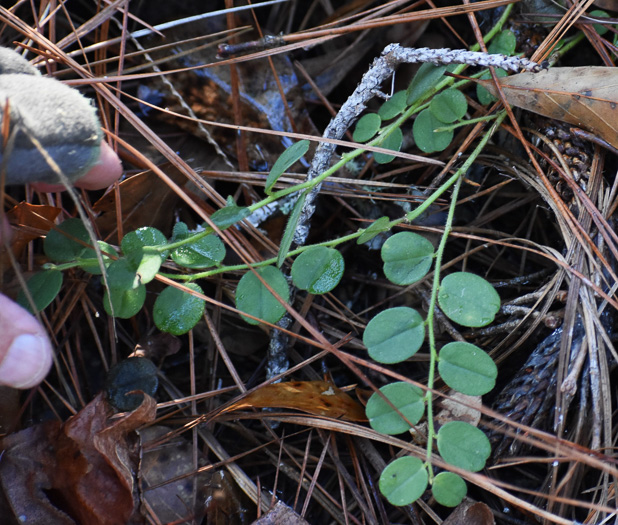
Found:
[43,261,81,271]
[159,109,507,282]
[148,7,516,260]
[421,111,505,476]
[434,113,498,133]
[424,175,462,476]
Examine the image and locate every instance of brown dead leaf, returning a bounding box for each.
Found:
[0,421,73,525]
[0,392,156,525]
[93,164,186,243]
[223,380,367,421]
[480,67,618,149]
[4,202,61,257]
[442,501,495,525]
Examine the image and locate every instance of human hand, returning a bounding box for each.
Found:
[0,48,122,389]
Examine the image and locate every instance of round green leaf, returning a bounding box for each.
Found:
[476,68,508,105]
[378,91,407,120]
[153,283,206,335]
[430,89,468,124]
[381,231,434,285]
[172,233,225,269]
[379,456,428,506]
[358,216,391,245]
[353,113,381,143]
[438,342,497,395]
[407,63,447,105]
[438,272,500,327]
[374,127,403,164]
[291,246,344,294]
[432,472,467,507]
[121,227,167,284]
[437,421,491,472]
[413,108,454,153]
[121,227,167,257]
[106,258,140,290]
[236,266,290,325]
[44,218,90,262]
[103,284,146,319]
[366,382,425,435]
[363,307,425,364]
[488,29,516,55]
[17,270,63,313]
[77,241,118,275]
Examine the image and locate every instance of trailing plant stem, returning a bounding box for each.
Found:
[158,111,507,281]
[424,175,462,477]
[421,111,506,476]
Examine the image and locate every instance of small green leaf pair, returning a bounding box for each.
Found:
[235,246,344,326]
[379,420,490,506]
[34,218,209,335]
[353,113,404,164]
[105,225,208,334]
[103,227,168,319]
[350,64,454,165]
[365,336,497,432]
[19,218,113,313]
[379,458,469,507]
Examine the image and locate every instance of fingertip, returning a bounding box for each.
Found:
[30,141,123,193]
[0,296,53,389]
[75,141,123,190]
[0,334,52,389]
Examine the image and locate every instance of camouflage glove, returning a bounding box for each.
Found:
[0,47,103,186]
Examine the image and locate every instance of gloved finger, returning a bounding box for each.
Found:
[0,72,103,186]
[30,141,122,192]
[0,294,53,389]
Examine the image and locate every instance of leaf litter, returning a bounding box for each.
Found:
[480,66,618,149]
[0,1,616,524]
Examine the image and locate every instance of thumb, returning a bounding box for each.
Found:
[0,294,52,389]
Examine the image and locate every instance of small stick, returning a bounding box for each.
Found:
[293,44,541,246]
[270,44,541,381]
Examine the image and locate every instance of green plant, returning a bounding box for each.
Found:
[27,15,522,510]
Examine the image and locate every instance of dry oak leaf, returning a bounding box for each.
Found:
[480,67,618,149]
[0,392,156,525]
[223,380,367,421]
